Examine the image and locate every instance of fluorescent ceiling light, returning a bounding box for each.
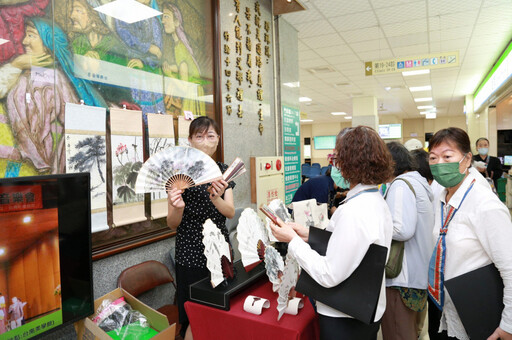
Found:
[299,97,312,102]
[417,105,434,109]
[402,69,430,76]
[409,85,432,92]
[94,0,162,24]
[331,112,347,116]
[300,119,313,122]
[283,82,300,88]
[414,97,432,102]
[344,116,352,120]
[426,112,436,119]
[0,38,9,46]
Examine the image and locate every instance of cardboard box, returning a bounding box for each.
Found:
[74,288,175,340]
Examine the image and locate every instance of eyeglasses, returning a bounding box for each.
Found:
[194,134,219,142]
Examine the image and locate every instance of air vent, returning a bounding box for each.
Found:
[308,66,335,74]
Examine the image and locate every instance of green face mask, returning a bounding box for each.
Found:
[331,166,350,189]
[429,154,467,188]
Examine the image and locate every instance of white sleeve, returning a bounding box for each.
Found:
[288,210,376,288]
[473,200,512,333]
[0,63,22,98]
[385,182,417,241]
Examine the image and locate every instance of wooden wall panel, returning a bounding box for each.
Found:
[23,246,41,318]
[37,234,55,313]
[7,255,26,318]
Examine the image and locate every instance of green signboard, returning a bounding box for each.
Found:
[282,105,301,204]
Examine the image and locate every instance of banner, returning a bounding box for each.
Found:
[282,105,301,204]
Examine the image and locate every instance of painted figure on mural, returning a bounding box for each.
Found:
[115,0,165,117]
[162,2,206,117]
[0,292,6,335]
[8,297,27,330]
[0,0,50,63]
[0,17,105,176]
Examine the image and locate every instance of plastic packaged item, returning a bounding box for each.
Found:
[92,296,154,339]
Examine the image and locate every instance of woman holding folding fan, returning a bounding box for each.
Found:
[270,126,394,339]
[427,127,512,340]
[167,116,235,340]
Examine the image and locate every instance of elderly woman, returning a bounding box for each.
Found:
[270,126,394,339]
[427,127,512,340]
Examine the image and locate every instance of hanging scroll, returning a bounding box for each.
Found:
[110,108,145,226]
[147,113,175,219]
[65,103,108,233]
[178,116,192,146]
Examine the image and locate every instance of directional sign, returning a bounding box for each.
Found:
[365,51,459,76]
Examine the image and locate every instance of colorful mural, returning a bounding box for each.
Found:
[0,0,213,178]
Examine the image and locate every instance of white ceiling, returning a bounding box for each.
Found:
[282,0,512,123]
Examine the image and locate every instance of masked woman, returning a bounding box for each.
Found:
[166,116,235,340]
[0,17,104,175]
[427,127,512,340]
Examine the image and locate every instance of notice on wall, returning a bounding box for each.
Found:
[282,105,301,204]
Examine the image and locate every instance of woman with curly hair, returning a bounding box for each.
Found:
[270,126,394,339]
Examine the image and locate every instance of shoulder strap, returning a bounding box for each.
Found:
[385,177,416,198]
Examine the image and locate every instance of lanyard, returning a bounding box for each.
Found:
[440,179,475,234]
[342,188,378,205]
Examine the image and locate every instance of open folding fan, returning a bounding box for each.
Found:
[202,219,234,288]
[277,254,300,320]
[264,198,292,242]
[236,208,270,272]
[135,146,222,193]
[264,246,285,292]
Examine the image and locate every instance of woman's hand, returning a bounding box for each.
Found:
[167,188,185,209]
[488,327,512,340]
[127,58,143,69]
[209,180,228,201]
[288,222,309,242]
[12,53,52,70]
[269,218,298,243]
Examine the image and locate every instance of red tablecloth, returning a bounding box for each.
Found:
[185,280,319,340]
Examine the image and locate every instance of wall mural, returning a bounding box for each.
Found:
[0,0,214,178]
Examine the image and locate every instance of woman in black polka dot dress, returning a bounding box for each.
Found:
[167,117,235,340]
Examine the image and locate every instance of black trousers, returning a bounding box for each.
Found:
[428,299,458,340]
[318,315,380,340]
[176,263,209,338]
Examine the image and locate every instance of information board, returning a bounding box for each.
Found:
[282,105,301,204]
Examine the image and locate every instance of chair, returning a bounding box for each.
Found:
[309,166,321,177]
[311,163,321,170]
[302,163,312,182]
[320,165,331,176]
[118,260,181,337]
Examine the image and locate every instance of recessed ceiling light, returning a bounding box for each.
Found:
[417,105,434,109]
[414,97,432,102]
[283,82,300,88]
[300,119,313,122]
[0,248,5,256]
[426,112,437,119]
[23,216,32,223]
[409,85,432,92]
[299,97,312,102]
[402,69,430,76]
[384,86,391,91]
[344,116,352,120]
[0,38,8,46]
[331,112,347,116]
[94,0,162,24]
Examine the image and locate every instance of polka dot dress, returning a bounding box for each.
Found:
[175,162,236,268]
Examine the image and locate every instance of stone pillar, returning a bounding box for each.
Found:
[466,94,489,154]
[352,96,378,130]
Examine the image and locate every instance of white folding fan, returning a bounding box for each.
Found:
[277,254,300,320]
[264,198,292,242]
[135,146,222,193]
[264,246,285,292]
[236,208,270,272]
[202,219,233,288]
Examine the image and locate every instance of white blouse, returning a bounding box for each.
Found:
[433,173,512,339]
[288,183,393,321]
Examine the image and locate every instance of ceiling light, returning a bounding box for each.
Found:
[414,97,432,102]
[0,38,8,46]
[426,112,436,119]
[384,86,391,91]
[283,82,300,88]
[287,0,292,2]
[417,105,434,109]
[228,12,234,16]
[409,85,432,92]
[331,112,347,116]
[402,69,430,76]
[299,97,312,102]
[344,116,352,120]
[0,248,5,256]
[23,216,32,223]
[300,119,313,122]
[94,0,162,24]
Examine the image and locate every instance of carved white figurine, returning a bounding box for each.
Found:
[202,219,232,288]
[277,254,300,320]
[236,208,270,271]
[264,246,285,292]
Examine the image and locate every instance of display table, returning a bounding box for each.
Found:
[185,280,319,340]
